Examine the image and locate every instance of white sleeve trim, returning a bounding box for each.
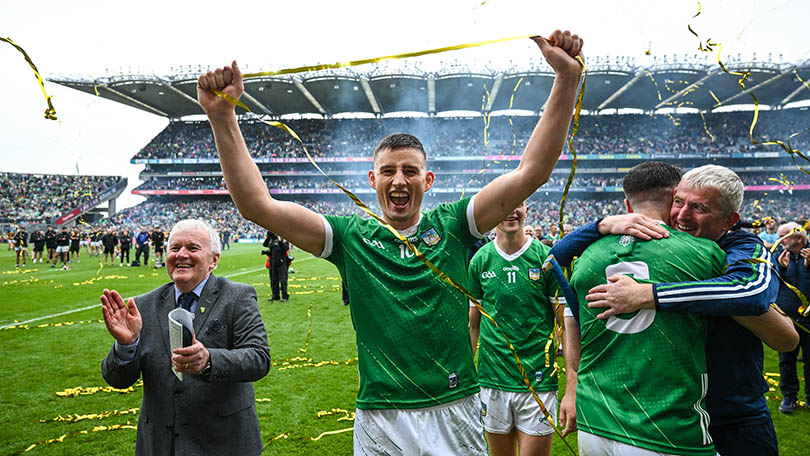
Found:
[316,214,334,259]
[467,193,484,239]
[469,299,478,308]
[564,307,573,318]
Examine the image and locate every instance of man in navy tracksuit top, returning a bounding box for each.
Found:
[134,228,150,266]
[550,165,798,455]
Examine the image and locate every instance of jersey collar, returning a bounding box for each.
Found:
[379,213,423,237]
[494,235,533,262]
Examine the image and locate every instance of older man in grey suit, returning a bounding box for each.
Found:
[101,219,271,456]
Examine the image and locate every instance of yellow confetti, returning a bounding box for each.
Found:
[310,427,354,441]
[1,37,57,120]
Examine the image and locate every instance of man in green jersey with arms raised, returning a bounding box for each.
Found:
[197,30,584,455]
[566,162,725,455]
[469,201,563,456]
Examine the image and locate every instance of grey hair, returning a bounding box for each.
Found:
[680,165,744,215]
[168,219,221,254]
[778,222,809,243]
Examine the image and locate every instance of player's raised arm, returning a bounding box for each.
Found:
[474,31,583,233]
[198,61,325,256]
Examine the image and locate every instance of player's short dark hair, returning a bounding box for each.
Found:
[373,133,426,163]
[623,161,682,205]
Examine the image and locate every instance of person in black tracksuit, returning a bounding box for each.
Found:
[31,229,46,263]
[102,229,118,265]
[264,231,290,302]
[45,226,57,262]
[119,229,132,266]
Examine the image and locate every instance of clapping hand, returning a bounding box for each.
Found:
[101,289,141,345]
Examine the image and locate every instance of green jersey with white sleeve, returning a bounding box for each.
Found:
[569,225,725,455]
[468,237,561,392]
[322,196,483,410]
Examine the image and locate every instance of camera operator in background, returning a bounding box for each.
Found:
[263,231,290,302]
[221,229,231,251]
[119,229,132,267]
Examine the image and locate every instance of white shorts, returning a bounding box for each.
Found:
[14,246,26,252]
[578,431,704,456]
[480,387,557,436]
[92,241,102,247]
[353,394,486,455]
[56,246,69,253]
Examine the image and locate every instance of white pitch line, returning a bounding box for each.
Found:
[0,256,321,330]
[0,303,102,330]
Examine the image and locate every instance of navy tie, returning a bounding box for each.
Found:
[178,292,196,312]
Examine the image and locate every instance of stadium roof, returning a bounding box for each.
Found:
[50,59,810,119]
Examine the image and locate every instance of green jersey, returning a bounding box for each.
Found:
[569,226,725,455]
[323,197,481,409]
[468,237,560,392]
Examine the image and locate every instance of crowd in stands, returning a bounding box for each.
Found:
[132,110,810,161]
[87,194,810,241]
[98,199,266,240]
[134,170,810,193]
[0,173,123,223]
[5,192,810,249]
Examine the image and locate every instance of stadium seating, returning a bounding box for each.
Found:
[0,173,124,224]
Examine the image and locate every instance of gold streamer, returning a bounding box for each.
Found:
[1,37,57,120]
[698,111,715,143]
[707,89,721,105]
[748,93,810,178]
[310,427,354,441]
[686,3,810,180]
[40,408,139,423]
[2,319,103,330]
[768,221,810,254]
[317,408,355,421]
[558,56,588,237]
[741,258,810,316]
[240,35,534,79]
[274,357,357,371]
[460,81,494,200]
[23,423,137,452]
[508,77,526,155]
[771,303,810,334]
[55,380,143,397]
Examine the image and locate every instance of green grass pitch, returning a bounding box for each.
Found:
[0,243,807,455]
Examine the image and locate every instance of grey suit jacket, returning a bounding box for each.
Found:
[102,274,271,456]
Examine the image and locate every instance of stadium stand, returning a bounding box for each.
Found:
[16,57,808,238]
[0,173,126,225]
[112,109,810,237]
